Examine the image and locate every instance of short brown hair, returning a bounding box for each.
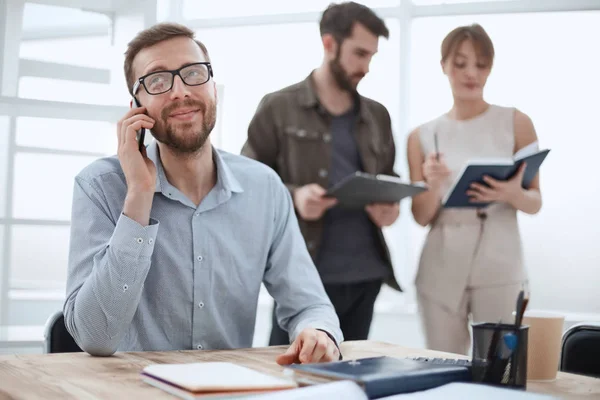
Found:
[441,23,494,67]
[124,22,210,95]
[319,2,389,44]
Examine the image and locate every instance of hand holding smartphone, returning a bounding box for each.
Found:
[131,97,146,153]
[120,99,156,225]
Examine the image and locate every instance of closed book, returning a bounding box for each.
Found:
[288,356,471,399]
[443,143,550,208]
[141,362,297,400]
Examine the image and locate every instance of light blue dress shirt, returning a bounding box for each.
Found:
[64,141,342,356]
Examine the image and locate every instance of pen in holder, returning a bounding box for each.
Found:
[471,322,529,389]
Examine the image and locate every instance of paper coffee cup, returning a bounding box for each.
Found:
[522,310,565,381]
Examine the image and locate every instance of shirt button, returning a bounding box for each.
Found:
[297,129,306,137]
[318,169,328,178]
[323,133,332,143]
[197,344,203,350]
[136,238,143,244]
[198,302,204,308]
[148,238,154,245]
[195,212,200,217]
[197,255,203,262]
[123,284,129,291]
[307,241,315,250]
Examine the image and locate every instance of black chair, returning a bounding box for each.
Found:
[43,310,83,354]
[560,322,600,378]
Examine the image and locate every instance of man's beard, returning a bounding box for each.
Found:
[329,47,363,94]
[151,97,216,155]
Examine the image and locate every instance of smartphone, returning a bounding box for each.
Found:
[131,97,146,153]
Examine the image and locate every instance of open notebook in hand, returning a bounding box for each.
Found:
[141,362,297,399]
[443,141,550,208]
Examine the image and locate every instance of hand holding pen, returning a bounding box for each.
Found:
[422,132,450,191]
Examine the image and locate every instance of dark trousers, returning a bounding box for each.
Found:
[269,279,383,345]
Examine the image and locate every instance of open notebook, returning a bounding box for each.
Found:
[141,362,297,399]
[443,141,550,208]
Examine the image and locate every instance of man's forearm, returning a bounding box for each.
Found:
[64,215,158,356]
[123,191,154,226]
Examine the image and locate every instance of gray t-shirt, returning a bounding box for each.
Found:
[316,108,391,284]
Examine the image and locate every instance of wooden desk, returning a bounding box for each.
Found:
[0,341,597,399]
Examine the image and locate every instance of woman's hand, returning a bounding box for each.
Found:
[422,152,451,192]
[467,162,527,206]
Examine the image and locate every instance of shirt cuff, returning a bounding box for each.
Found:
[108,213,159,258]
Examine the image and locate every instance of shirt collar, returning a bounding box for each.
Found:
[213,146,244,194]
[145,140,243,196]
[298,71,373,122]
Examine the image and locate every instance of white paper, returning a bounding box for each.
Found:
[379,382,557,399]
[243,381,367,400]
[513,140,540,160]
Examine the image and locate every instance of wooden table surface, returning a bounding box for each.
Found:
[0,340,598,399]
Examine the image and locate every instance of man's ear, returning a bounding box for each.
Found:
[322,34,338,60]
[440,60,448,76]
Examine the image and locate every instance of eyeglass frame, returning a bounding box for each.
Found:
[131,62,214,96]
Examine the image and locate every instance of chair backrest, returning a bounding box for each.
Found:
[43,311,83,354]
[560,322,600,378]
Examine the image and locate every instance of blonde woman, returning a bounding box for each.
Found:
[407,24,542,355]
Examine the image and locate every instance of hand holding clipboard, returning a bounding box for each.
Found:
[325,172,427,209]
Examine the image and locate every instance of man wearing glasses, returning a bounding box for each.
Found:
[64,23,342,364]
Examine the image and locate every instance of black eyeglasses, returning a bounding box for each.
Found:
[132,62,213,96]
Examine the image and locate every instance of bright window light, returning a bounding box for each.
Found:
[184,0,399,19]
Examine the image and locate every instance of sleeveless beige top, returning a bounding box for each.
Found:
[415,104,527,313]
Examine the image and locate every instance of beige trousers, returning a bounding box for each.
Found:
[417,283,522,356]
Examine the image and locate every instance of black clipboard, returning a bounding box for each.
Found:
[325,172,427,208]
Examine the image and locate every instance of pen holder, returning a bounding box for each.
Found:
[471,322,529,389]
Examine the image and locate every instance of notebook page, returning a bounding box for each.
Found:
[513,140,540,161]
